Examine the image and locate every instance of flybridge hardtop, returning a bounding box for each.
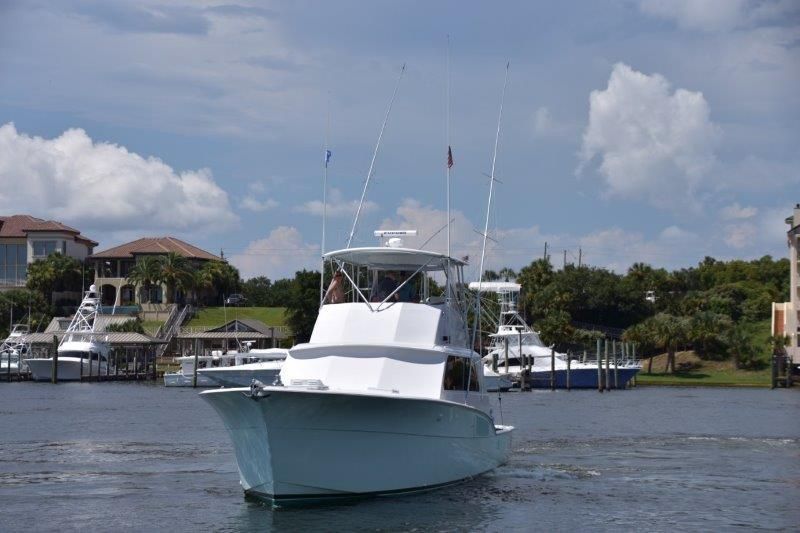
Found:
[324,247,467,271]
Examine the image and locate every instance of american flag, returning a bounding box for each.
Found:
[447,146,454,169]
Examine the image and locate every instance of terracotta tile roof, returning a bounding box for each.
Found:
[90,237,221,261]
[0,214,98,245]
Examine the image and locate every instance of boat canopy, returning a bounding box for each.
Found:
[324,247,466,272]
[468,281,520,293]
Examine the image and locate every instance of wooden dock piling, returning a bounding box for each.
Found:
[51,335,59,384]
[596,339,603,393]
[192,351,199,388]
[566,354,571,391]
[550,347,555,391]
[604,340,610,391]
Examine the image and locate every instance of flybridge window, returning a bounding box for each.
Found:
[443,356,480,392]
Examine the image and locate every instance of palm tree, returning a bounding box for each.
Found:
[126,256,163,304]
[159,252,194,304]
[650,313,690,373]
[498,267,517,281]
[690,311,731,358]
[623,321,655,373]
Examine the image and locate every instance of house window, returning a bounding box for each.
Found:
[33,240,59,257]
[0,244,27,284]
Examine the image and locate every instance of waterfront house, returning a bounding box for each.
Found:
[0,214,97,290]
[771,203,800,368]
[90,237,221,307]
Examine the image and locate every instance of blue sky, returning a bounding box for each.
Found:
[0,0,797,279]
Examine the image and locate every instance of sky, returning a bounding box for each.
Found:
[0,0,797,280]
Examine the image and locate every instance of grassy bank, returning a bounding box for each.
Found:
[636,350,771,387]
[186,307,286,328]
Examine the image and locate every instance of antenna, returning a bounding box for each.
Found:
[346,63,406,249]
[471,62,510,355]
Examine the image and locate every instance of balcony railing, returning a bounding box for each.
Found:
[0,278,26,288]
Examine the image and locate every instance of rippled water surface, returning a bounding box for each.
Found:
[1,383,798,531]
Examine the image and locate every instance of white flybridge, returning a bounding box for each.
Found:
[201,240,514,506]
[26,284,111,381]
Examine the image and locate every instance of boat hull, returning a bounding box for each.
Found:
[484,372,513,392]
[524,367,640,389]
[197,367,281,388]
[25,357,109,381]
[201,387,513,506]
[163,371,217,387]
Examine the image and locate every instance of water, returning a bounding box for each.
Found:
[1,383,798,532]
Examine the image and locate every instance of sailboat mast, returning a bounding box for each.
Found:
[346,63,406,249]
[472,62,510,353]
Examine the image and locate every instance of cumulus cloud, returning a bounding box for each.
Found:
[0,123,237,233]
[240,197,278,212]
[229,226,318,280]
[720,203,758,220]
[295,188,378,218]
[578,63,719,209]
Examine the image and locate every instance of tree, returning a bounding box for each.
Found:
[159,252,194,304]
[648,313,690,373]
[242,276,273,307]
[285,270,321,343]
[126,256,163,303]
[200,261,241,305]
[623,321,656,372]
[689,311,731,360]
[0,289,50,339]
[105,318,146,334]
[26,253,84,301]
[498,267,517,281]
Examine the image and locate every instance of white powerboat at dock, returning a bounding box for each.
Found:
[0,324,30,374]
[201,242,514,506]
[25,285,111,381]
[164,352,236,387]
[470,281,641,389]
[197,347,288,387]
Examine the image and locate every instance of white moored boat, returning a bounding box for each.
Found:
[25,285,111,381]
[0,324,30,374]
[201,242,514,506]
[164,352,236,387]
[197,348,288,387]
[470,281,641,389]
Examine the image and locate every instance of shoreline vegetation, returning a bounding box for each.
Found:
[635,351,771,387]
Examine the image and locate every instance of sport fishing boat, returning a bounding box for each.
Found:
[26,285,111,381]
[201,240,514,506]
[0,324,30,373]
[470,282,641,388]
[197,347,288,387]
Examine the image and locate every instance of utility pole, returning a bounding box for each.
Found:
[578,248,582,268]
[563,249,567,269]
[543,241,548,261]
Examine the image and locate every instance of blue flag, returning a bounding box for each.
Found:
[325,149,332,167]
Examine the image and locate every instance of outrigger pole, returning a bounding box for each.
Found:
[346,63,406,249]
[320,97,331,304]
[471,62,510,355]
